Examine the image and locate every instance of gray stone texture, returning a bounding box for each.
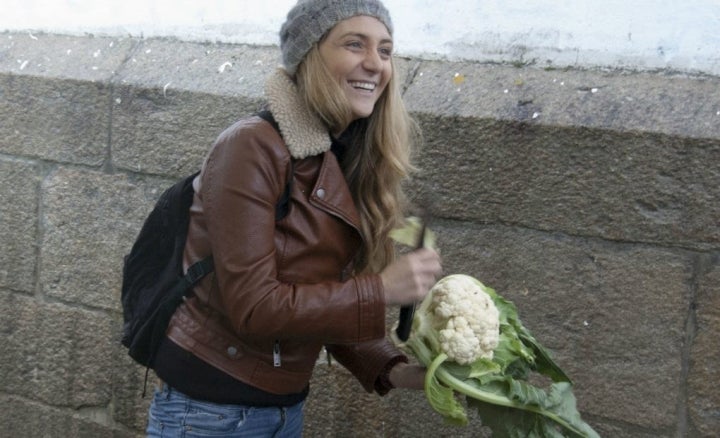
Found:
[109,336,155,432]
[0,33,131,165]
[1,31,718,436]
[404,61,720,251]
[111,39,280,176]
[411,117,720,250]
[0,158,39,292]
[1,393,139,438]
[39,167,166,310]
[0,290,114,408]
[688,257,720,436]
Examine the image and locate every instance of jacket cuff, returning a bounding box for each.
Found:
[326,339,407,394]
[373,355,409,395]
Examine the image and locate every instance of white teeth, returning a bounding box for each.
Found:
[349,81,375,91]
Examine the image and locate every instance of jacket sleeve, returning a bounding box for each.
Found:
[326,338,408,395]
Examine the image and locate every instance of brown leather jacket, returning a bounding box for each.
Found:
[165,69,405,396]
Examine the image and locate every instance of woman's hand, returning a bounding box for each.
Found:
[388,362,426,390]
[380,248,442,306]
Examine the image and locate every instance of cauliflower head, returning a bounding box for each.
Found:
[430,274,500,365]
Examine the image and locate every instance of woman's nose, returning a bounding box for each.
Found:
[363,49,382,71]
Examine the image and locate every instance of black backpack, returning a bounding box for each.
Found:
[120,111,289,377]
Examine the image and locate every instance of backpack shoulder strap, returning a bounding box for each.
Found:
[184,255,214,286]
[256,109,293,221]
[257,109,280,134]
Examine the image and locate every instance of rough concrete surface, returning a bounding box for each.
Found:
[1,31,718,437]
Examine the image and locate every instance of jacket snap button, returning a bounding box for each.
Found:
[227,346,238,356]
[316,188,326,199]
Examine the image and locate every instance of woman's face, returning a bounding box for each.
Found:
[318,15,393,121]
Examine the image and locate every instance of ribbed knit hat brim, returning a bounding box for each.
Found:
[279,0,393,75]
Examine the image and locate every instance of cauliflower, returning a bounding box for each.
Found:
[430,275,500,364]
[389,220,598,436]
[392,272,598,437]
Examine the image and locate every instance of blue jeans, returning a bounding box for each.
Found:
[146,385,304,437]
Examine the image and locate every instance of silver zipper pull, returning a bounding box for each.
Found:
[273,341,281,367]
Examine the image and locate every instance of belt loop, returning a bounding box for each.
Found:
[280,406,287,425]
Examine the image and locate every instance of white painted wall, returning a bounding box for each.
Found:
[2,0,719,75]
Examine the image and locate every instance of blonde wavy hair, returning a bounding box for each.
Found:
[295,45,419,273]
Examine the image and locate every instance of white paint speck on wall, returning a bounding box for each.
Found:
[1,0,719,75]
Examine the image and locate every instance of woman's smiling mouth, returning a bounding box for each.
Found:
[349,81,377,91]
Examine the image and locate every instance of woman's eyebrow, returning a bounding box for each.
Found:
[339,32,393,45]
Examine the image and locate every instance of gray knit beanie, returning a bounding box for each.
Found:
[279,0,394,75]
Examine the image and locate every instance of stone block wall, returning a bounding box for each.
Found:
[1,31,718,437]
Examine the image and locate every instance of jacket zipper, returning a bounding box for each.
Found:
[273,340,281,367]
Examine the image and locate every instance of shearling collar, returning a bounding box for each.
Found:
[264,68,332,159]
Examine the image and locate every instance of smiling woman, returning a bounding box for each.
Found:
[318,15,393,121]
[143,0,443,437]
